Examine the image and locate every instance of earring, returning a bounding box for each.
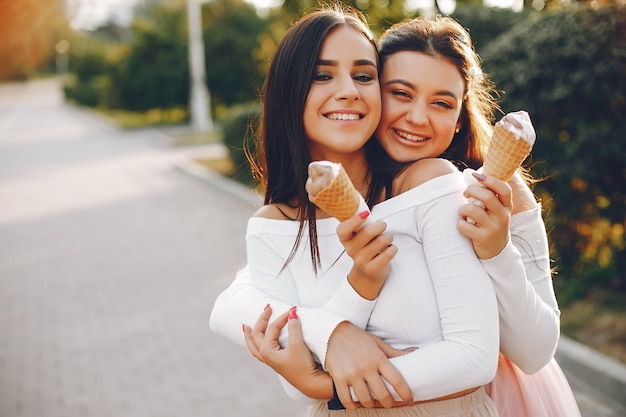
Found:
[455,128,460,133]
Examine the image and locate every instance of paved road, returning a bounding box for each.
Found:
[0,78,306,417]
[0,78,623,417]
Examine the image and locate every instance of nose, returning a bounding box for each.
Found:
[405,100,428,125]
[334,73,360,101]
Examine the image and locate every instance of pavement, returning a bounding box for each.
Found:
[0,78,624,417]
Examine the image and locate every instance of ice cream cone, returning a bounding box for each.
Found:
[482,111,535,181]
[308,162,362,221]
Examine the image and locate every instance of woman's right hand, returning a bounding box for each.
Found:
[458,172,513,260]
[337,211,397,300]
[324,321,414,409]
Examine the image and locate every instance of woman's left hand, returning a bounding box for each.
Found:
[458,173,512,260]
[243,305,333,399]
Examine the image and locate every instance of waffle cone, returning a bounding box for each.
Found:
[482,123,532,181]
[309,165,361,221]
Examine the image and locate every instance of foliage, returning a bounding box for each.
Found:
[348,0,421,34]
[62,0,270,121]
[65,2,190,113]
[222,102,263,185]
[479,5,626,303]
[0,0,69,80]
[112,3,189,112]
[203,0,272,108]
[63,38,121,108]
[451,5,530,53]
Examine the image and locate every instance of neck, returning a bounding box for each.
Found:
[342,156,370,194]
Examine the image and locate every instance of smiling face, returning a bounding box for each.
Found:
[376,51,465,163]
[303,26,381,161]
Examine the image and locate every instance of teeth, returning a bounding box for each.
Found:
[395,129,426,142]
[327,113,361,121]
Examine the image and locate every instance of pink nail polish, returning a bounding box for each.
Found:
[472,172,487,182]
[288,307,298,320]
[359,210,370,219]
[242,324,246,333]
[264,303,270,311]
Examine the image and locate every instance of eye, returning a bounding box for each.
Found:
[353,71,376,83]
[433,100,454,110]
[313,71,332,82]
[391,89,411,99]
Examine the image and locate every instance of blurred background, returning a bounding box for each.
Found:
[0,0,624,406]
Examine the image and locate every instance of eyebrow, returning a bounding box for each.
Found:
[318,59,377,68]
[384,79,460,100]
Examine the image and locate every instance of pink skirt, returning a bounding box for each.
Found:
[485,354,582,417]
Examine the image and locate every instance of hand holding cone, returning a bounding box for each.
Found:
[465,111,536,224]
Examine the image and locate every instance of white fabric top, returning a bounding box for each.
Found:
[247,172,499,401]
[209,172,560,402]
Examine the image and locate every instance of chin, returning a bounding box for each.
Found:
[389,149,420,163]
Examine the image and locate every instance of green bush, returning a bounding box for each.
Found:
[479,5,626,303]
[70,48,113,83]
[222,102,262,185]
[63,39,118,107]
[108,3,190,113]
[451,6,529,54]
[64,77,99,107]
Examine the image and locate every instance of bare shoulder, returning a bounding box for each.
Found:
[396,158,458,193]
[252,204,298,220]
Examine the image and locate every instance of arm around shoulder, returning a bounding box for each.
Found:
[481,205,560,373]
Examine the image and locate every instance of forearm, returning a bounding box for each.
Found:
[483,205,560,373]
[276,368,333,401]
[210,266,291,347]
[210,266,376,368]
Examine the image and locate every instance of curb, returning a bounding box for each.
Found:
[176,154,626,409]
[556,335,626,409]
[175,158,262,207]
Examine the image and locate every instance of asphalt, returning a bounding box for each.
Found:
[0,78,624,417]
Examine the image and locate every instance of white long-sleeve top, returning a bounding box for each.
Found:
[209,173,561,401]
[481,206,560,373]
[220,172,499,402]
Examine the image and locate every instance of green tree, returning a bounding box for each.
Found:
[451,5,529,53]
[480,5,626,302]
[113,3,189,111]
[203,0,272,108]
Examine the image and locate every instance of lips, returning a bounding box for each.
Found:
[325,112,364,121]
[393,128,428,142]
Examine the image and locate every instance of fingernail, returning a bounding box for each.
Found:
[264,303,270,311]
[359,210,370,219]
[288,307,298,320]
[242,324,246,333]
[472,172,487,182]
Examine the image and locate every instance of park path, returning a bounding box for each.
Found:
[0,78,306,417]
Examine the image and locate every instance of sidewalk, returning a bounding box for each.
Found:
[0,78,624,417]
[0,78,305,417]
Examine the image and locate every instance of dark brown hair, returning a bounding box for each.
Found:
[250,5,377,272]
